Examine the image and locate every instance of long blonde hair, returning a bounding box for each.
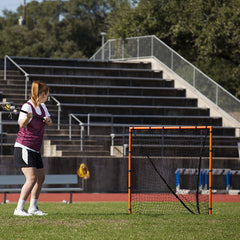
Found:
[31,81,49,108]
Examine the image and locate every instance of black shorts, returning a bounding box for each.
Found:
[14,147,44,169]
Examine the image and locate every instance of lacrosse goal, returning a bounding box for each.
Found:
[128,126,212,215]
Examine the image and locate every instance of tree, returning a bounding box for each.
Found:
[194,0,240,96]
[0,0,239,97]
[0,0,113,58]
[105,0,240,97]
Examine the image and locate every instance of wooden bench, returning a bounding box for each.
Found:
[0,174,83,204]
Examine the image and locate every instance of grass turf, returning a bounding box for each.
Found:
[0,202,239,240]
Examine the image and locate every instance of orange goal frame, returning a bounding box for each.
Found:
[128,126,213,215]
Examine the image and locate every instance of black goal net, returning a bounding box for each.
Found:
[128,126,212,215]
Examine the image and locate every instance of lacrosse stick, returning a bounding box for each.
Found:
[0,102,44,120]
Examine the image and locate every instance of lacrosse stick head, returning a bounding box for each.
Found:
[1,103,10,111]
[0,103,18,119]
[0,103,16,111]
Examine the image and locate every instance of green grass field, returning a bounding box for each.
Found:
[0,202,239,240]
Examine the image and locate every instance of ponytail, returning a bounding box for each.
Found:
[31,81,49,108]
[31,82,39,108]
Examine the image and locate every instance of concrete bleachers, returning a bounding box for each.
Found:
[0,57,239,160]
[1,57,240,193]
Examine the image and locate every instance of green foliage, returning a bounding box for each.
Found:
[0,0,239,97]
[0,0,113,59]
[106,0,240,97]
[0,202,239,240]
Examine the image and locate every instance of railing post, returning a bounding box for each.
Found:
[69,114,72,140]
[111,133,115,146]
[193,68,196,87]
[101,32,106,61]
[122,40,124,60]
[80,124,84,152]
[25,74,29,100]
[151,36,153,57]
[101,43,104,61]
[123,143,128,156]
[87,113,90,136]
[69,114,85,152]
[50,96,61,130]
[57,103,61,130]
[216,86,219,105]
[137,38,139,59]
[109,41,111,60]
[4,56,7,80]
[171,51,173,70]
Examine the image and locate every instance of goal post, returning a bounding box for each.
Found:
[128,126,212,215]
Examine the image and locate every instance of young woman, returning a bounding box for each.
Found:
[13,81,52,216]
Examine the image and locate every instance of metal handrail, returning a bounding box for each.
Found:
[4,55,29,100]
[91,41,109,61]
[69,114,85,151]
[87,113,113,135]
[68,113,116,152]
[90,35,240,124]
[49,96,61,130]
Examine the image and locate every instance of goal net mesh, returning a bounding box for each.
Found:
[128,126,211,215]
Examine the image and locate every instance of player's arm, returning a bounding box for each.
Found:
[18,104,33,128]
[42,103,52,126]
[19,113,33,128]
[44,116,52,126]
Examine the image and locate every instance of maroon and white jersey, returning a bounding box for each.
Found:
[15,101,50,152]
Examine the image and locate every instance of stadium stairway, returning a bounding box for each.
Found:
[0,57,239,191]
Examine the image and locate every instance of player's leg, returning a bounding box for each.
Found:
[28,153,48,216]
[14,167,37,216]
[20,167,38,200]
[30,168,45,200]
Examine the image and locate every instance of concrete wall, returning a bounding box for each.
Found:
[42,156,128,193]
[1,155,240,193]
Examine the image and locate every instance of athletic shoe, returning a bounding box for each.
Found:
[28,207,48,216]
[14,208,32,216]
